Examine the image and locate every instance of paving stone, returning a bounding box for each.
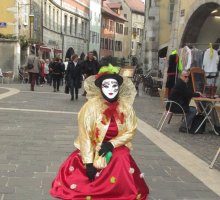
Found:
[0,85,219,199]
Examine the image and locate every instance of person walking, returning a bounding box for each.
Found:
[25,46,40,91]
[50,58,64,92]
[44,59,50,84]
[50,64,149,199]
[66,54,82,101]
[81,51,100,96]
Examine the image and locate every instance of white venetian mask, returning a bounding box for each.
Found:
[101,78,119,100]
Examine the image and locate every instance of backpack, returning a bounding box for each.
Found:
[189,114,206,134]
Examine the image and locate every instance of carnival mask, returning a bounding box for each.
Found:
[101,78,119,102]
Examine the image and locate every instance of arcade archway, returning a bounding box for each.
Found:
[180,2,220,48]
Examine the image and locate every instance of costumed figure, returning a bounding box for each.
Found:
[50,64,149,200]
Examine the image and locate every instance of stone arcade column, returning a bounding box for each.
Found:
[141,0,159,74]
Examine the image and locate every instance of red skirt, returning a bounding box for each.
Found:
[50,146,149,200]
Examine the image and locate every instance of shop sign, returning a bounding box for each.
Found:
[0,22,7,28]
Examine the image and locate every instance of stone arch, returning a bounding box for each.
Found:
[180,1,220,47]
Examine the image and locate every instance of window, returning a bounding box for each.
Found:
[64,15,67,33]
[124,27,128,35]
[82,21,84,37]
[101,38,104,49]
[75,18,78,36]
[109,20,113,32]
[115,41,122,51]
[131,41,134,49]
[124,14,127,19]
[105,38,108,49]
[57,10,59,31]
[49,5,51,29]
[116,23,119,33]
[44,1,47,26]
[70,17,73,34]
[85,22,87,38]
[169,0,175,23]
[53,8,55,30]
[119,24,123,34]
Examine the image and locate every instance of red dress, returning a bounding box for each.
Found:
[50,117,149,200]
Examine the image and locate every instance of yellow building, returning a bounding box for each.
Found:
[0,0,17,36]
[159,0,220,57]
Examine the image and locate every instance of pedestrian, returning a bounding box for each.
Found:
[50,58,64,92]
[44,59,50,84]
[167,70,201,132]
[81,51,100,96]
[24,46,40,91]
[50,64,149,200]
[66,54,82,101]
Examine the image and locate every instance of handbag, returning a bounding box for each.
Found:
[27,57,35,70]
[64,85,69,94]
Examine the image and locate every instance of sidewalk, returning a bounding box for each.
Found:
[0,84,219,200]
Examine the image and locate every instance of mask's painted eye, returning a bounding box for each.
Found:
[102,84,109,88]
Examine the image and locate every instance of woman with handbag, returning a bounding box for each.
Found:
[50,64,149,200]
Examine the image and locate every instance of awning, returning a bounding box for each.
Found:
[40,46,51,52]
[54,49,62,54]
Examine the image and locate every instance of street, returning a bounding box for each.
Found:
[0,83,220,200]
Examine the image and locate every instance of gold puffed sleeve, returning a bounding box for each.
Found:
[75,101,96,164]
[110,104,137,148]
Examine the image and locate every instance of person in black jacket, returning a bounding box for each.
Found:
[167,70,201,132]
[66,54,82,101]
[51,58,64,92]
[81,51,100,96]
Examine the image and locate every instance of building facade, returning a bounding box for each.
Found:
[89,0,102,59]
[42,0,90,60]
[100,0,127,63]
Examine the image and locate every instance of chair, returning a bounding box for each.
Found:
[209,147,220,169]
[157,100,188,133]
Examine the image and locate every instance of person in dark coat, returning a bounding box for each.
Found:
[51,58,64,92]
[66,54,82,101]
[81,51,100,96]
[167,70,201,132]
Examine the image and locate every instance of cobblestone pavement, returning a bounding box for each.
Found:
[0,83,219,200]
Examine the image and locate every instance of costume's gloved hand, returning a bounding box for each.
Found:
[86,163,97,181]
[98,142,114,157]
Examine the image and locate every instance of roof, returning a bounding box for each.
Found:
[107,2,122,9]
[124,0,145,14]
[102,1,127,21]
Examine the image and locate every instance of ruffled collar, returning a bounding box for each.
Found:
[84,75,136,106]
